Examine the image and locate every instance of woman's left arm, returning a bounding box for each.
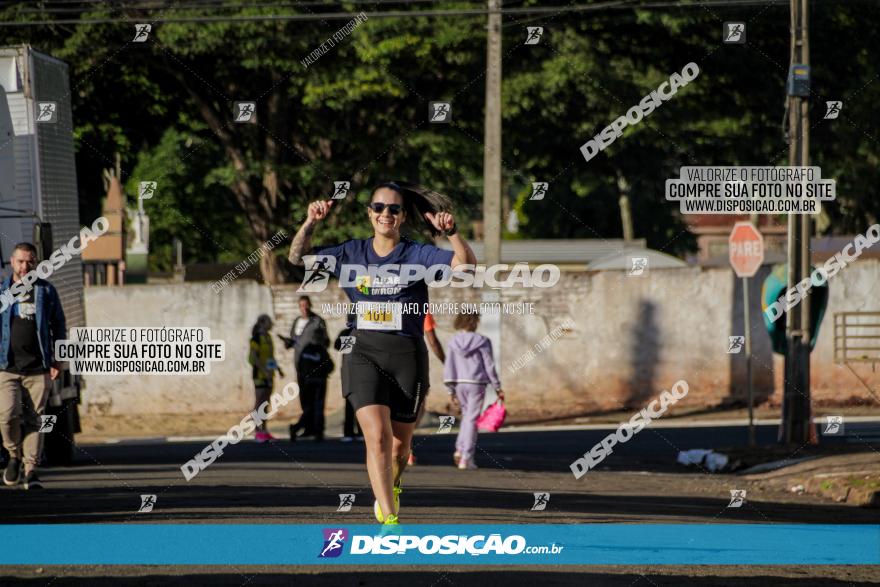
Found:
[425,211,477,270]
[447,232,477,269]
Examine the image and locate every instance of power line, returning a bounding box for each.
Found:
[1,0,447,4]
[0,0,805,27]
[6,0,464,12]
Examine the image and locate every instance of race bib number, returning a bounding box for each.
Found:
[356,302,403,331]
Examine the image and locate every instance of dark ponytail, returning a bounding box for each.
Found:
[371,180,453,237]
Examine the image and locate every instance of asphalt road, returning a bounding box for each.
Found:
[1,423,878,585]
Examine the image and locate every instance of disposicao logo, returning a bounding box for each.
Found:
[319,528,348,558]
[316,530,564,557]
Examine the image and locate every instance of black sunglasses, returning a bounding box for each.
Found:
[367,203,403,215]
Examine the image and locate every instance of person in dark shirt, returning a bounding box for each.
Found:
[282,295,331,441]
[0,243,66,490]
[8,289,44,374]
[287,181,476,525]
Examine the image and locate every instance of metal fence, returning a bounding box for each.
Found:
[834,311,880,364]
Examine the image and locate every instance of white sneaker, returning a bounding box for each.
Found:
[458,459,477,470]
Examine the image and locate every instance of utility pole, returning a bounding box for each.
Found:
[483,0,502,267]
[783,0,812,444]
[617,174,635,243]
[481,0,504,398]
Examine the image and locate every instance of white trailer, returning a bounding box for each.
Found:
[0,45,85,464]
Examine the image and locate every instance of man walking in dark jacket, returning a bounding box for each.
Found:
[283,296,331,441]
[0,243,66,489]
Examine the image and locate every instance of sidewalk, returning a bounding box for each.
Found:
[742,452,880,508]
[550,405,880,427]
[76,407,880,444]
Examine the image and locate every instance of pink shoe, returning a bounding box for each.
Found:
[255,431,272,443]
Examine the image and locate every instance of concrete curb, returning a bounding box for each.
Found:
[805,474,880,507]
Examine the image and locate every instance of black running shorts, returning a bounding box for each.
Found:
[341,330,429,423]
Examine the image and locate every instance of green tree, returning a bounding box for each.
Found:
[2,0,878,278]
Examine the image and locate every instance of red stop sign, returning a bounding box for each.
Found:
[729,222,764,277]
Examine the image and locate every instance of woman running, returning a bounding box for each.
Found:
[288,181,475,525]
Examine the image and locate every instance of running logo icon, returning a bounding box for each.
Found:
[36,102,57,123]
[822,415,844,435]
[138,494,157,513]
[530,182,548,201]
[824,101,842,119]
[723,22,746,44]
[133,24,151,42]
[437,415,455,433]
[338,336,356,354]
[525,27,544,45]
[298,255,336,293]
[429,102,452,123]
[727,336,744,354]
[139,181,157,201]
[628,257,648,276]
[38,415,57,433]
[319,528,348,558]
[337,493,355,512]
[332,181,350,200]
[727,489,746,508]
[532,492,550,511]
[234,102,256,123]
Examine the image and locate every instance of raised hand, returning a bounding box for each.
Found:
[290,201,333,265]
[424,211,455,233]
[307,200,334,223]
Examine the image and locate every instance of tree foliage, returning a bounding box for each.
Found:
[1,0,878,278]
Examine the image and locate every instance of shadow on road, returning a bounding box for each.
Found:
[2,426,875,524]
[1,482,876,524]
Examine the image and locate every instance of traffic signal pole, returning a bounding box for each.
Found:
[744,275,755,447]
[783,0,812,445]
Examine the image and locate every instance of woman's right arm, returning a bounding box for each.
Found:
[288,200,334,265]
